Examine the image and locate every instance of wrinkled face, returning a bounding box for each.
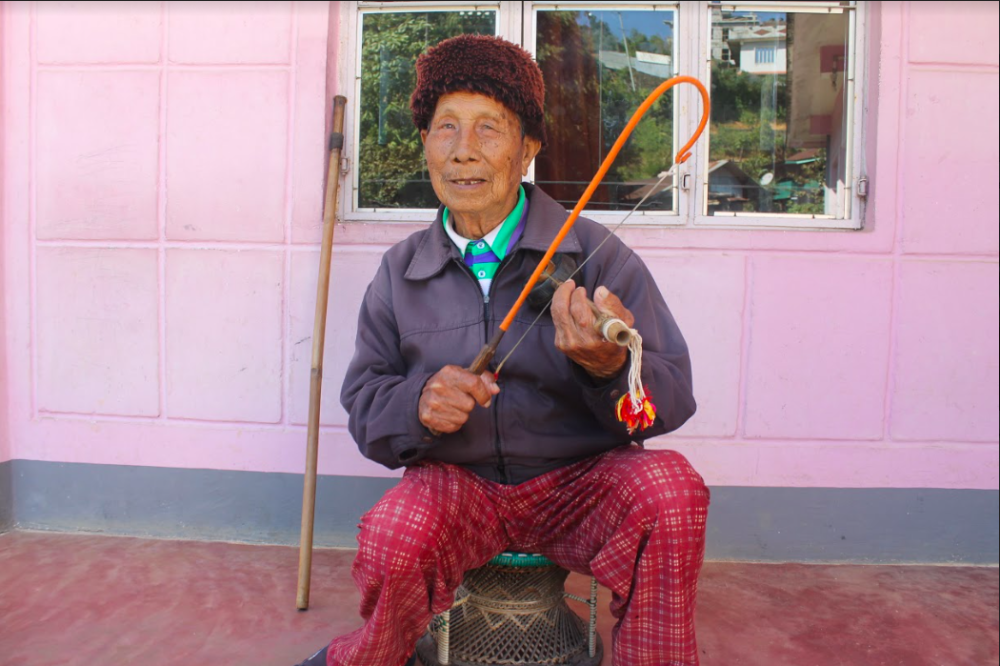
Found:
[421,92,541,236]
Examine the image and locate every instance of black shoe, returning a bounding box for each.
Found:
[294,647,415,666]
[293,645,327,666]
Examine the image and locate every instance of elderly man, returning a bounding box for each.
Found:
[296,34,709,666]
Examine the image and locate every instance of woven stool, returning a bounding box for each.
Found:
[416,552,602,666]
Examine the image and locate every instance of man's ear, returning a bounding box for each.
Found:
[521,136,542,175]
[420,129,428,146]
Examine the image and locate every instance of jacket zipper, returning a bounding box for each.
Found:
[489,258,515,485]
[454,250,514,485]
[483,293,507,484]
[483,293,505,482]
[454,256,507,484]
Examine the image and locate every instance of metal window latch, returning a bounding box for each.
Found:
[681,173,692,191]
[340,157,351,176]
[857,176,868,198]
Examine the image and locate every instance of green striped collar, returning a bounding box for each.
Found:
[442,185,526,262]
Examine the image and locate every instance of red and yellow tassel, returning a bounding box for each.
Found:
[616,390,656,435]
[614,329,657,435]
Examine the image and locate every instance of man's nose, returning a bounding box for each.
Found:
[451,126,480,162]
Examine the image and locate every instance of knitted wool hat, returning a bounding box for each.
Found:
[410,34,547,145]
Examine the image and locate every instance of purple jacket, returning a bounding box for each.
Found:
[340,183,696,484]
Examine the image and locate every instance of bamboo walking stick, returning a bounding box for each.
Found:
[297,95,348,611]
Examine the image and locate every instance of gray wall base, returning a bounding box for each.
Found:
[4,460,998,563]
[706,486,998,564]
[9,459,396,547]
[0,460,13,533]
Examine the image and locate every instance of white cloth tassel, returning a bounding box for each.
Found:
[626,328,644,411]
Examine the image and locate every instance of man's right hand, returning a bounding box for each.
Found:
[419,365,500,434]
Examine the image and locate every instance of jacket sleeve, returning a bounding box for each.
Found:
[572,249,697,441]
[339,263,439,470]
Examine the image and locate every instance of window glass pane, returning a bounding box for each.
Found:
[708,8,849,216]
[358,10,496,209]
[535,9,676,212]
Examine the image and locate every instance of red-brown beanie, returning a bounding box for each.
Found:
[410,34,546,145]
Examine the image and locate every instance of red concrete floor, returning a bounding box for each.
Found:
[0,530,996,666]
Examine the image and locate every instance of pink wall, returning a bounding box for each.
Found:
[1,1,997,490]
[1,2,10,465]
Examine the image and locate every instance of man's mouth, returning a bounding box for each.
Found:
[450,178,486,186]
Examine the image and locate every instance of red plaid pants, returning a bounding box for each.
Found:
[327,446,709,666]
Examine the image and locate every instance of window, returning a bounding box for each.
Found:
[342,2,868,230]
[356,8,498,210]
[707,4,858,223]
[755,46,776,65]
[533,7,678,213]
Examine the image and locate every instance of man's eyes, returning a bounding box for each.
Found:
[434,121,503,132]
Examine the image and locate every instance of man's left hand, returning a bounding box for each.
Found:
[551,280,634,380]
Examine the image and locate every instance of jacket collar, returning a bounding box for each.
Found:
[404,183,583,281]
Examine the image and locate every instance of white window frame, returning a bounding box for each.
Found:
[335,1,870,231]
[343,2,510,224]
[695,1,868,230]
[523,2,687,226]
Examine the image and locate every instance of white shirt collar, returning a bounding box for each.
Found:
[443,216,506,255]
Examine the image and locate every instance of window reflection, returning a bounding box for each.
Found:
[708,9,849,216]
[357,10,497,209]
[536,10,677,213]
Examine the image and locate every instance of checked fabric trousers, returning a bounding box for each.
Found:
[326,445,710,666]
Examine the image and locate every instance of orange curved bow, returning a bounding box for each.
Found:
[466,75,711,375]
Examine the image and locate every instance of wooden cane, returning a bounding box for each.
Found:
[297,95,348,611]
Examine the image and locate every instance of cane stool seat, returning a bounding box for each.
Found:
[416,552,602,666]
